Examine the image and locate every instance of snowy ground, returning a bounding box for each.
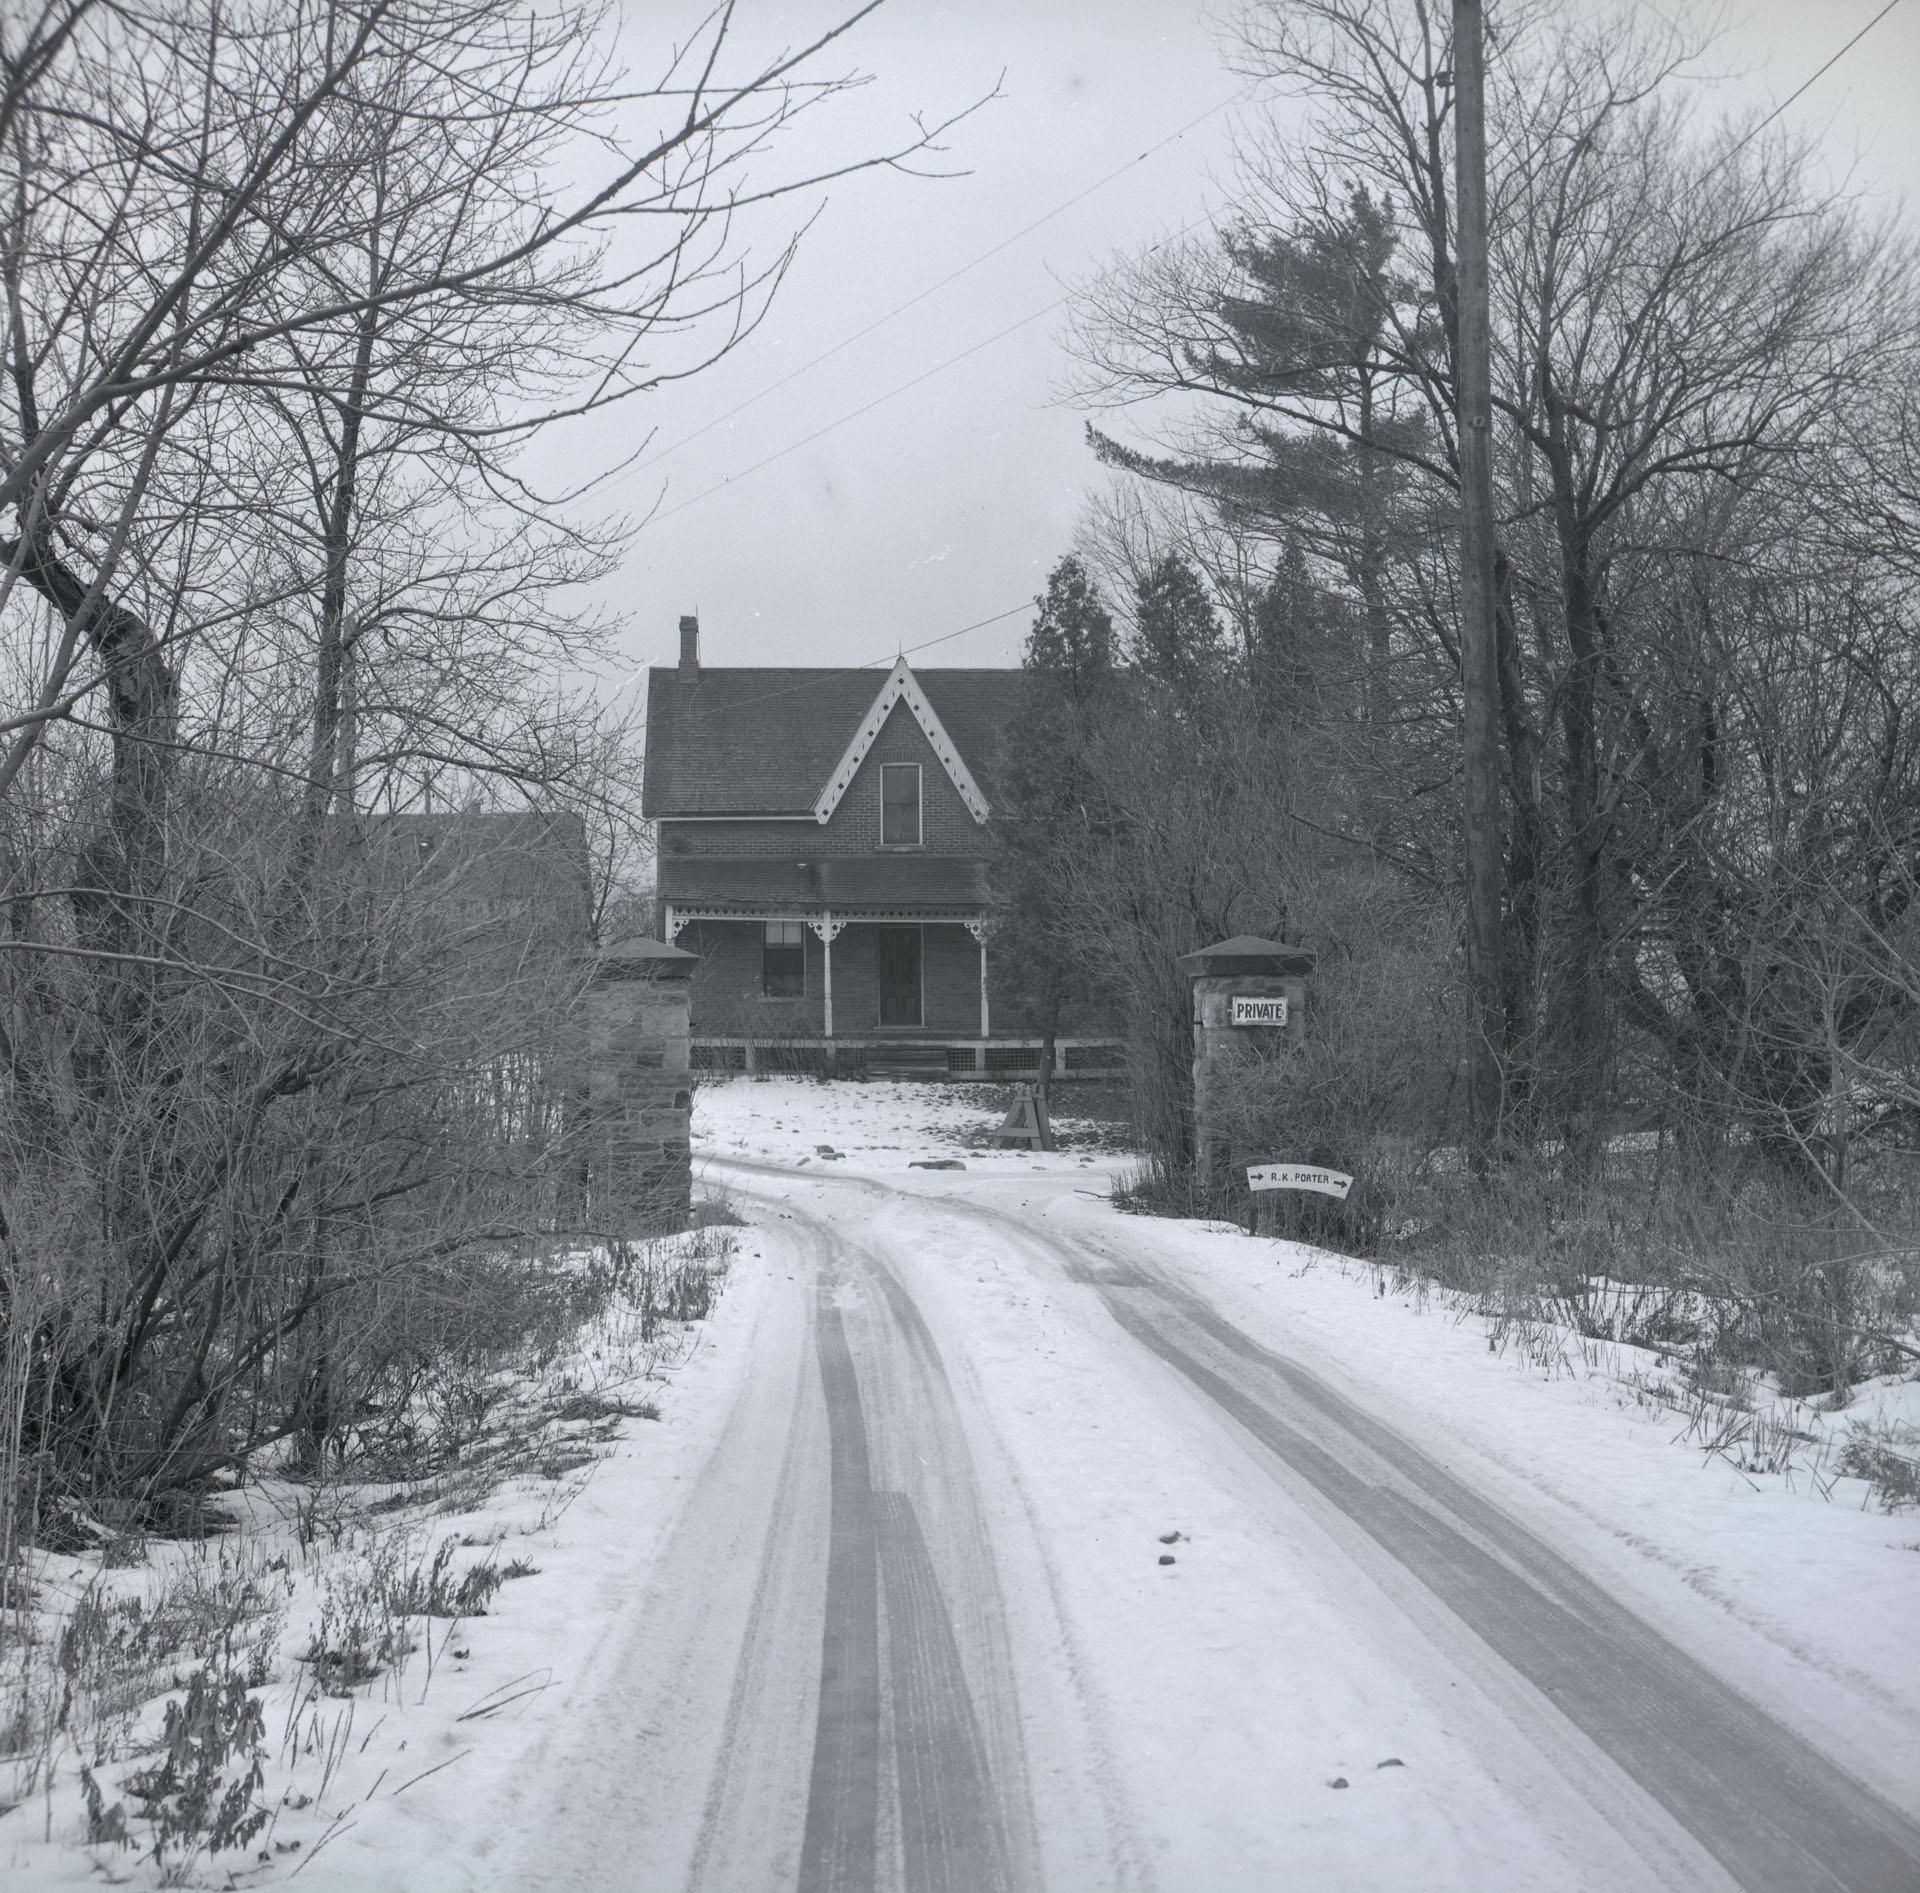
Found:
[7,1075,1916,1889]
[689,1072,1120,1177]
[683,1080,1920,1889]
[0,1231,752,1890]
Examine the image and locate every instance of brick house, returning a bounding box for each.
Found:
[644,617,1117,1077]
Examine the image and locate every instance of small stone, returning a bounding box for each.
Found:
[1329,1777,1349,1790]
[1376,1758,1405,1769]
[1157,1553,1176,1566]
[1158,1531,1181,1544]
[815,1145,837,1156]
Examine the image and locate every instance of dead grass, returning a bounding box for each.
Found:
[0,1223,735,1875]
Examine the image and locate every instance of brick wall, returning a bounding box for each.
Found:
[921,923,983,1033]
[684,918,827,1036]
[683,918,986,1036]
[982,949,1118,1036]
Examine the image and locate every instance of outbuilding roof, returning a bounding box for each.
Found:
[643,664,1026,818]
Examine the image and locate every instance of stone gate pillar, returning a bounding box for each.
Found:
[1176,936,1315,1205]
[584,936,696,1231]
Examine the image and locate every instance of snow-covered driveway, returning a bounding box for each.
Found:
[479,1103,1920,1892]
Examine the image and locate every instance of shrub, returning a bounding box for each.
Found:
[1838,1428,1920,1510]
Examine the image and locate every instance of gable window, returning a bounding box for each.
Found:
[763,921,805,998]
[880,763,922,847]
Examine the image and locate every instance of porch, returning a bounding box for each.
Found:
[664,905,997,1040]
[661,901,1123,1079]
[688,1034,1126,1081]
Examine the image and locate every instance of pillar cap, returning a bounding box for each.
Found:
[593,936,697,981]
[1176,935,1315,980]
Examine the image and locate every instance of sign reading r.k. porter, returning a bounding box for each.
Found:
[1246,1163,1353,1200]
[1229,994,1289,1027]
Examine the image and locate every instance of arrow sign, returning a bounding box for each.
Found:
[1247,1163,1353,1200]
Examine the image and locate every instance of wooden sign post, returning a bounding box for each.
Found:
[991,1082,1050,1150]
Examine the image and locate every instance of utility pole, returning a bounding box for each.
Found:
[1453,0,1505,1170]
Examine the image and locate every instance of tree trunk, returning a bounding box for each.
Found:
[1494,551,1543,1132]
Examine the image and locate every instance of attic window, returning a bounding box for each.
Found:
[881,764,922,847]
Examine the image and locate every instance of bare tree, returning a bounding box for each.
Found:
[1069,0,1920,1179]
[0,0,977,1530]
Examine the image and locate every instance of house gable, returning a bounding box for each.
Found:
[643,663,1024,819]
[814,696,979,854]
[811,658,989,826]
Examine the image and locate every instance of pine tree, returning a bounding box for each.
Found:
[989,557,1119,1139]
[1131,553,1226,713]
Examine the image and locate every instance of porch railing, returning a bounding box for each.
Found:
[690,1035,1125,1080]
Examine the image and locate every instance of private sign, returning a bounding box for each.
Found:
[1230,995,1289,1026]
[1246,1163,1354,1200]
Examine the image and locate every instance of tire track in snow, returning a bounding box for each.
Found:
[878,1492,1010,1893]
[1095,1278,1920,1892]
[705,1156,1920,1887]
[960,1188,1920,1893]
[799,1289,884,1890]
[797,1228,1022,1893]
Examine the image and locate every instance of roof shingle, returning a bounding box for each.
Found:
[658,854,989,912]
[643,666,1025,817]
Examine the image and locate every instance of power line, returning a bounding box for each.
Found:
[646,198,1228,529]
[652,1,1909,536]
[625,82,1255,483]
[1701,0,1904,181]
[648,294,1071,525]
[637,14,1916,696]
[644,600,1036,724]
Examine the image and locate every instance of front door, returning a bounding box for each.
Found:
[876,925,922,1027]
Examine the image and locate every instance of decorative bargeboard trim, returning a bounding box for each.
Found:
[811,658,990,827]
[667,906,984,938]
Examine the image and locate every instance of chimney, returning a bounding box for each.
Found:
[678,613,700,677]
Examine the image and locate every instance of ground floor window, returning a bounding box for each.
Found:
[763,920,805,997]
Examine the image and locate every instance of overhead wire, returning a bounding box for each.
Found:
[1698,0,1904,182]
[624,81,1257,484]
[639,7,1907,690]
[647,600,1036,725]
[646,292,1073,525]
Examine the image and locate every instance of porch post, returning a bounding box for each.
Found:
[978,930,990,1038]
[822,908,835,1039]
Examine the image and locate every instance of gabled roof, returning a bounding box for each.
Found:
[643,663,1025,818]
[812,658,988,824]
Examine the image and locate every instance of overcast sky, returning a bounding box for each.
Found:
[563,0,1920,685]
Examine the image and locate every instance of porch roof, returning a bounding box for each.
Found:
[658,853,988,914]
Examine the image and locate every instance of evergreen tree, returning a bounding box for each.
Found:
[1023,554,1115,691]
[1131,552,1226,712]
[989,557,1119,1137]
